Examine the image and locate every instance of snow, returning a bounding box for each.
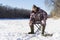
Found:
[0,18,60,40]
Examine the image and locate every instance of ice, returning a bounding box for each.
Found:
[0,18,60,40]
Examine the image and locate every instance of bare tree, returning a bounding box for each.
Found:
[45,0,60,18]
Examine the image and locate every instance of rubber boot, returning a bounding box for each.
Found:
[28,24,34,34]
[41,25,45,35]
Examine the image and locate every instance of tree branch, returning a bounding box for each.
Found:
[51,0,60,8]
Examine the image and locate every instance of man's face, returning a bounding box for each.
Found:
[32,7,37,12]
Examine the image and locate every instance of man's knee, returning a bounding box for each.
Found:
[29,21,34,26]
[41,23,46,27]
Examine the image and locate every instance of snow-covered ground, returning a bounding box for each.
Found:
[0,18,60,40]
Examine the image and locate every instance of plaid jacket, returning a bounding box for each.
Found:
[30,9,47,24]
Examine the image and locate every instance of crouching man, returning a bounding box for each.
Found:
[28,5,47,35]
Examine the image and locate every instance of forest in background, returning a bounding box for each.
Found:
[0,4,30,19]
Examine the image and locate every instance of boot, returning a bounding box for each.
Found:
[28,24,34,34]
[41,25,45,35]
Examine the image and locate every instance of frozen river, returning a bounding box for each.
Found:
[0,18,60,40]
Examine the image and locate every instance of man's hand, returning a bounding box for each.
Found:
[41,20,46,26]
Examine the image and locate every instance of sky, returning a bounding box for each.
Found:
[0,0,51,14]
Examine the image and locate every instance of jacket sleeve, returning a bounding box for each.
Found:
[30,13,35,21]
[41,11,47,26]
[43,12,47,20]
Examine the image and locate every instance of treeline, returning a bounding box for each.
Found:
[0,5,31,19]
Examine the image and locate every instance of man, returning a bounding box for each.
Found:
[28,5,47,35]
